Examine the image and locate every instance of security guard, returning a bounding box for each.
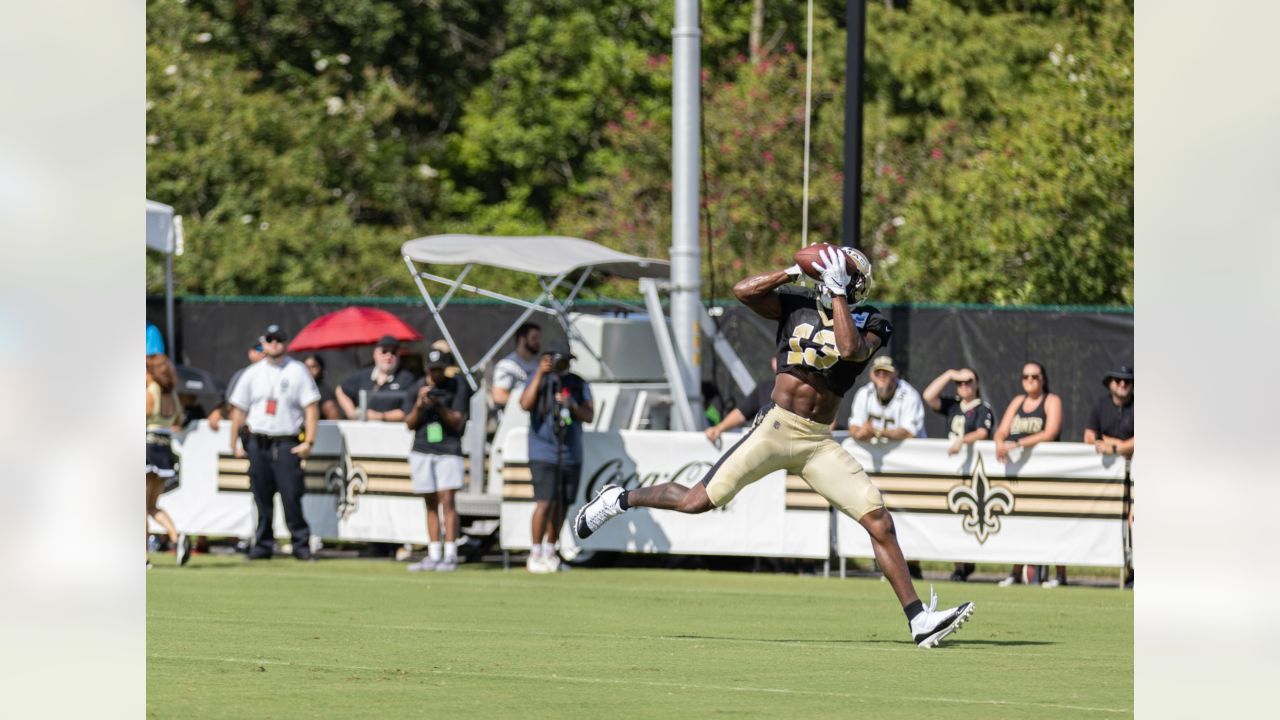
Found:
[228,323,321,560]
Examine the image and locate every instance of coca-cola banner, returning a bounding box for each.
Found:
[499,429,831,559]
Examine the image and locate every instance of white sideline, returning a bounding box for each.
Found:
[148,652,1129,714]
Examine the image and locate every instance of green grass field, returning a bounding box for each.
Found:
[147,555,1132,718]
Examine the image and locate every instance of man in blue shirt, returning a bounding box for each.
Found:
[518,337,593,573]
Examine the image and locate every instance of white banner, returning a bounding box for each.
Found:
[164,423,1127,566]
[158,421,439,544]
[834,439,1128,566]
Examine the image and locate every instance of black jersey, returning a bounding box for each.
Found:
[772,288,893,398]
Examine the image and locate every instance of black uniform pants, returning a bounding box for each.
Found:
[247,435,310,553]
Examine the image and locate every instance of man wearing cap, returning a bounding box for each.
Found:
[519,337,594,573]
[1084,366,1134,459]
[402,347,472,572]
[336,335,415,422]
[849,355,927,443]
[227,324,321,560]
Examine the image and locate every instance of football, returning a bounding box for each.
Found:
[793,242,855,280]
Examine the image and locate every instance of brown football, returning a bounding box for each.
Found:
[793,243,853,280]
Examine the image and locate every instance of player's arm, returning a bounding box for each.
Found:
[829,294,881,361]
[732,269,797,320]
[705,408,746,442]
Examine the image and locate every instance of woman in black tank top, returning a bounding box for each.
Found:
[992,362,1066,587]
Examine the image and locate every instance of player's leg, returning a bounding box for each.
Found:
[528,461,556,571]
[574,409,792,539]
[801,439,974,648]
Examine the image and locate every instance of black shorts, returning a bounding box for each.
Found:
[529,461,580,505]
[145,441,177,479]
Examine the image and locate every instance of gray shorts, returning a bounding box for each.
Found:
[408,452,465,494]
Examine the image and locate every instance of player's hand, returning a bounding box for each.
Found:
[812,246,850,296]
[705,425,722,442]
[291,441,312,459]
[538,354,554,374]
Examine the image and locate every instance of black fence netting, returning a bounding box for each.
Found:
[148,296,1132,441]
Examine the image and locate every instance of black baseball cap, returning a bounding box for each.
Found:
[375,334,401,351]
[543,337,575,360]
[260,324,287,343]
[1102,365,1134,386]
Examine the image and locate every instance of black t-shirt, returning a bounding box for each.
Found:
[734,382,776,425]
[1085,394,1134,440]
[403,376,472,455]
[339,368,416,413]
[936,396,995,441]
[773,288,893,398]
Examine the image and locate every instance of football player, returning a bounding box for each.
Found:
[575,246,974,648]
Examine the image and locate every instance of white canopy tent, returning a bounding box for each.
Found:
[146,200,184,360]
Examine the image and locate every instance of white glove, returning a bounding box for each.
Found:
[783,264,804,281]
[812,246,850,296]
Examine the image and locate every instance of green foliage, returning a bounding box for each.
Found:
[147,0,1132,305]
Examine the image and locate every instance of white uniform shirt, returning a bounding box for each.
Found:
[228,357,321,435]
[850,379,927,438]
[492,351,539,397]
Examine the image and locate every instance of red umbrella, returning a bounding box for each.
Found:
[287,307,424,352]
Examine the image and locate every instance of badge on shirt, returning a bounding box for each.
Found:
[426,422,444,443]
[265,397,278,416]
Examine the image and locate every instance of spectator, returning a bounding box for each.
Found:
[207,340,264,432]
[303,354,342,420]
[705,358,778,444]
[992,361,1065,587]
[145,353,191,568]
[922,367,995,582]
[519,337,594,573]
[404,347,472,572]
[490,322,541,419]
[922,368,995,456]
[849,355,927,443]
[228,324,320,561]
[1084,365,1134,459]
[336,335,415,421]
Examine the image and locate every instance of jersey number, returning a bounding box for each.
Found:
[787,323,839,370]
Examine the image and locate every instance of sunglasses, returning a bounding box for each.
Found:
[1022,374,1042,380]
[955,379,974,386]
[1110,378,1132,385]
[263,336,285,344]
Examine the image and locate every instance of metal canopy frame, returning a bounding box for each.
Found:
[401,236,757,433]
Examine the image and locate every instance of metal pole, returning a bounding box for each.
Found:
[671,0,704,425]
[165,251,175,362]
[842,0,867,250]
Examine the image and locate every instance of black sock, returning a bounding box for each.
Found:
[617,490,631,511]
[904,600,925,622]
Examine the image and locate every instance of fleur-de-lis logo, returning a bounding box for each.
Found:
[947,456,1015,544]
[324,451,368,520]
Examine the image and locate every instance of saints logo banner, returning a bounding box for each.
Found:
[835,439,1128,566]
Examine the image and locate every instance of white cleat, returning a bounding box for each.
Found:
[910,586,975,649]
[573,484,626,540]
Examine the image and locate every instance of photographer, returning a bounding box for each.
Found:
[403,348,472,572]
[518,337,593,573]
